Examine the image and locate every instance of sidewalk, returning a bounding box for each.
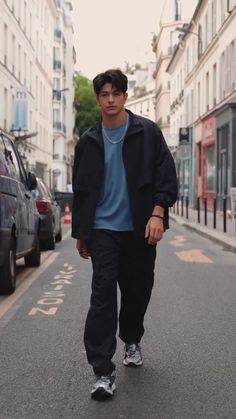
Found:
[169,205,236,254]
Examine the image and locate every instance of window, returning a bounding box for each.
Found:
[1,136,21,180]
[4,88,8,130]
[12,34,15,74]
[186,47,190,75]
[205,12,209,47]
[24,52,27,86]
[206,145,216,190]
[213,63,217,105]
[197,82,201,117]
[53,109,60,123]
[219,51,225,100]
[221,0,227,24]
[230,40,235,91]
[206,72,209,111]
[212,0,217,36]
[18,44,21,80]
[225,45,231,94]
[4,24,8,66]
[198,25,203,59]
[175,0,181,20]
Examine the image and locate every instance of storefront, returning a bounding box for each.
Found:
[215,103,236,210]
[201,114,216,208]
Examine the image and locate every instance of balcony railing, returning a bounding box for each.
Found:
[53,91,61,101]
[53,121,62,131]
[53,60,62,71]
[54,29,62,41]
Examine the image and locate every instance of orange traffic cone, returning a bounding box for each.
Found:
[64,202,72,224]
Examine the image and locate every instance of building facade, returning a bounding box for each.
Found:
[152,0,198,147]
[0,0,76,191]
[167,0,236,209]
[52,0,76,192]
[125,63,156,122]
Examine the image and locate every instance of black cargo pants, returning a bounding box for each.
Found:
[84,229,156,376]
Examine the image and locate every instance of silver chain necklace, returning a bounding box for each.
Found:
[102,117,129,144]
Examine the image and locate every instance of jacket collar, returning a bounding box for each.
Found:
[86,109,143,146]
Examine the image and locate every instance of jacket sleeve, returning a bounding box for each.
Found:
[71,140,81,239]
[153,124,178,208]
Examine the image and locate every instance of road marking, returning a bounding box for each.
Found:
[175,249,213,263]
[170,235,186,246]
[62,229,71,241]
[0,252,59,319]
[28,264,76,316]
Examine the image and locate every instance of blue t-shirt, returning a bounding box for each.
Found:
[93,118,134,231]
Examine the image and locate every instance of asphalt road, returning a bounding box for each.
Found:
[0,222,235,419]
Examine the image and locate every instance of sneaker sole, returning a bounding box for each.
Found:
[91,384,116,400]
[123,359,143,367]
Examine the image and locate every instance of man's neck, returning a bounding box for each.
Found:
[102,110,128,128]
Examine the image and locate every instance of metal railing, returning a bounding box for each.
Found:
[171,196,231,234]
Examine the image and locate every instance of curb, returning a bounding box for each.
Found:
[169,214,236,254]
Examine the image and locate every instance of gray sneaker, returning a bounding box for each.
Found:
[91,371,116,400]
[123,343,143,367]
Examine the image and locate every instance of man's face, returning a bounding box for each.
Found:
[96,83,128,116]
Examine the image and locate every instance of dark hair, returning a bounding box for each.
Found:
[93,69,128,95]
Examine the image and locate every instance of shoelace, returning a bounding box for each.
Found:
[126,344,139,356]
[96,375,112,385]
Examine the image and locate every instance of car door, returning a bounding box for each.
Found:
[1,136,28,254]
[4,138,35,252]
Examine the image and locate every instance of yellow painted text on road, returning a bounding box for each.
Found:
[175,249,213,263]
[170,235,187,247]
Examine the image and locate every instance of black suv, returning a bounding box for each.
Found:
[0,131,41,295]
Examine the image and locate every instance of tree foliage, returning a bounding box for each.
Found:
[74,74,101,136]
[124,62,142,74]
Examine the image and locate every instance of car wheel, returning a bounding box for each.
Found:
[0,237,16,295]
[55,224,62,242]
[25,235,41,267]
[45,226,56,250]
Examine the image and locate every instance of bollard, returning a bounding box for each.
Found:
[213,198,216,229]
[181,196,184,217]
[204,197,207,226]
[197,197,200,223]
[186,196,189,219]
[223,198,227,233]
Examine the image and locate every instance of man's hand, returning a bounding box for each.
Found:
[76,239,90,259]
[145,217,164,245]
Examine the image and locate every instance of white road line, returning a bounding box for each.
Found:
[0,252,59,319]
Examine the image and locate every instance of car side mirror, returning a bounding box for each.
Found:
[27,172,37,190]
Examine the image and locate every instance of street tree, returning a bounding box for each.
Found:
[74,74,101,136]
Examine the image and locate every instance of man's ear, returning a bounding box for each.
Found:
[124,92,128,102]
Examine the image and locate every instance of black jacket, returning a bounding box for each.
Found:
[72,110,178,240]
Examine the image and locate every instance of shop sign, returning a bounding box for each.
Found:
[179,127,189,145]
[12,88,28,131]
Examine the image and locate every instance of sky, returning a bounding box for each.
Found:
[71,0,166,80]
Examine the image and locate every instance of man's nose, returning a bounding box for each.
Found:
[108,93,114,101]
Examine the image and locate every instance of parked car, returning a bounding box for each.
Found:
[0,131,41,295]
[33,178,62,250]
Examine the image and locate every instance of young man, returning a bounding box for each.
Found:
[72,69,178,400]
